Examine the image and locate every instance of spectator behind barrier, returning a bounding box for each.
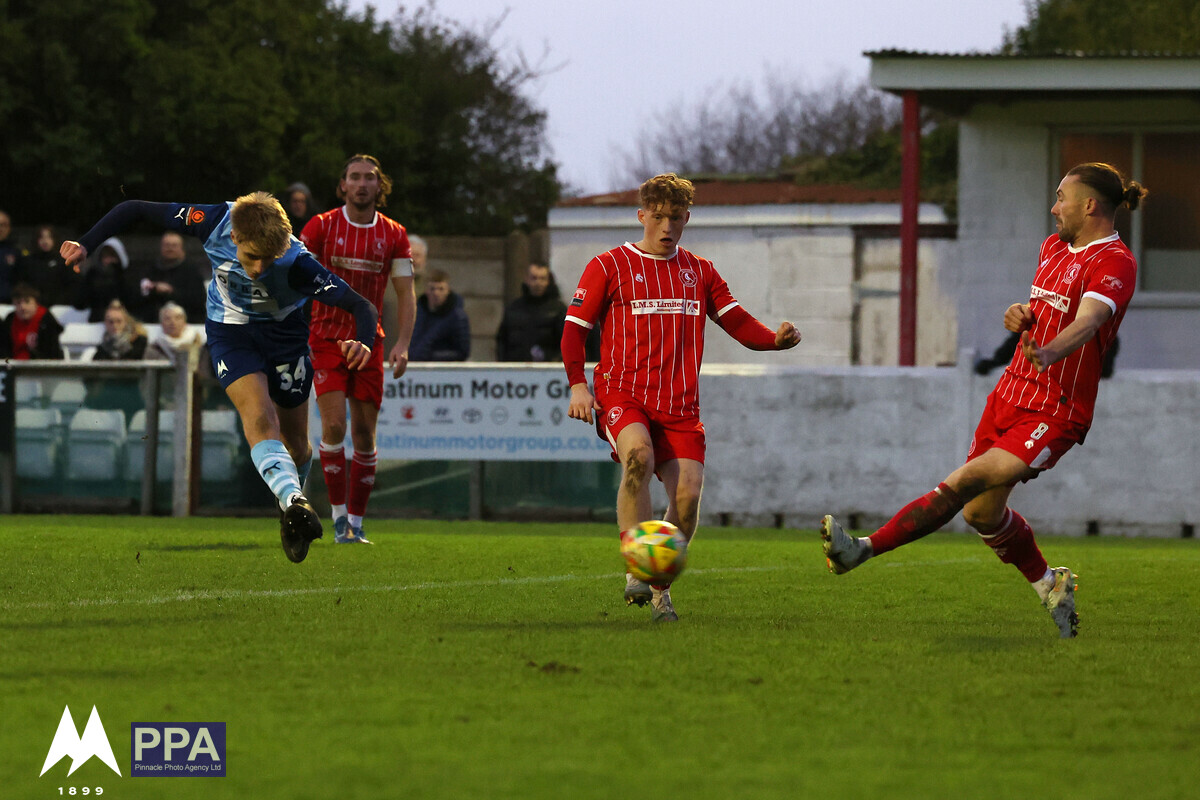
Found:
[285,182,320,234]
[975,330,1119,379]
[0,209,19,303]
[144,301,222,408]
[84,299,147,424]
[407,233,428,298]
[496,262,567,362]
[14,224,80,307]
[124,230,207,323]
[76,237,129,322]
[0,282,64,359]
[92,299,148,361]
[410,268,470,361]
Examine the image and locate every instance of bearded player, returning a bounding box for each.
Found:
[301,154,417,545]
[821,162,1147,638]
[562,173,802,622]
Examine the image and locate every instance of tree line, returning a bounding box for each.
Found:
[0,0,559,235]
[3,0,1189,235]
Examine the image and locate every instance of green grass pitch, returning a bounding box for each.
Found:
[1,516,1198,799]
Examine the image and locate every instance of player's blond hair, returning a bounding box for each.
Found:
[638,173,695,211]
[337,153,393,209]
[231,191,292,260]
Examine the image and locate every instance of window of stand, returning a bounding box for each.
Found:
[1058,131,1200,293]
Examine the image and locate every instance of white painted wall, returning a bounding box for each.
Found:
[955,101,1200,370]
[549,202,951,367]
[690,357,1199,537]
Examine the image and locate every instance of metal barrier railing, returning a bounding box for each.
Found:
[0,350,200,516]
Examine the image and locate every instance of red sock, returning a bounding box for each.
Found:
[347,449,378,517]
[319,443,347,506]
[869,482,964,556]
[978,508,1048,582]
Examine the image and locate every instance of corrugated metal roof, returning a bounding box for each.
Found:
[867,48,1200,59]
[558,181,903,208]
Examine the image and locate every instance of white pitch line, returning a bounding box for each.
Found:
[3,565,795,612]
[2,557,983,612]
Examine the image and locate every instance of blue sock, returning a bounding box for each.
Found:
[250,440,302,508]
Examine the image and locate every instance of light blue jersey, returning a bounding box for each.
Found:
[203,202,322,323]
[78,199,378,342]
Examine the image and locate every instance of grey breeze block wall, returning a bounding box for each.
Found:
[688,354,1199,538]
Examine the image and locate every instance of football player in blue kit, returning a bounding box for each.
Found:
[61,192,378,563]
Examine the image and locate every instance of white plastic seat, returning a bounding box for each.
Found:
[126,409,174,483]
[16,408,63,479]
[59,322,104,359]
[200,409,241,481]
[66,410,127,481]
[46,379,87,421]
[51,305,90,325]
[15,379,45,407]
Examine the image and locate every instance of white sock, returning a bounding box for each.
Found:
[348,513,364,530]
[331,504,347,523]
[1032,567,1055,601]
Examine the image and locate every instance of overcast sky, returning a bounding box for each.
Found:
[354,0,1032,194]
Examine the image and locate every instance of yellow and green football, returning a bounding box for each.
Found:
[620,520,688,584]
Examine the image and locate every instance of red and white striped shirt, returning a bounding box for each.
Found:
[565,242,740,416]
[300,207,412,344]
[994,233,1136,429]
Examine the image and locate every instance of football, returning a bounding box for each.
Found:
[620,520,688,584]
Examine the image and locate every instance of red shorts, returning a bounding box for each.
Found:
[968,391,1086,472]
[310,336,385,408]
[594,390,706,468]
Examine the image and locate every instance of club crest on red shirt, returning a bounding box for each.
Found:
[678,268,697,287]
[1101,275,1125,291]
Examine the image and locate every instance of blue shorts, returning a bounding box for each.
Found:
[206,313,313,409]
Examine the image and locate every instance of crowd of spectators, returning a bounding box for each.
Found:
[2,206,591,370]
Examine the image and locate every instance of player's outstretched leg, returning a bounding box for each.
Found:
[280,493,323,564]
[624,573,652,607]
[1036,566,1079,638]
[650,585,678,622]
[821,515,873,574]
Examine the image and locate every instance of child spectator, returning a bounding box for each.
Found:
[0,282,65,359]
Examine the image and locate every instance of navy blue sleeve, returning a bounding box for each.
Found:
[287,251,379,346]
[77,201,226,255]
